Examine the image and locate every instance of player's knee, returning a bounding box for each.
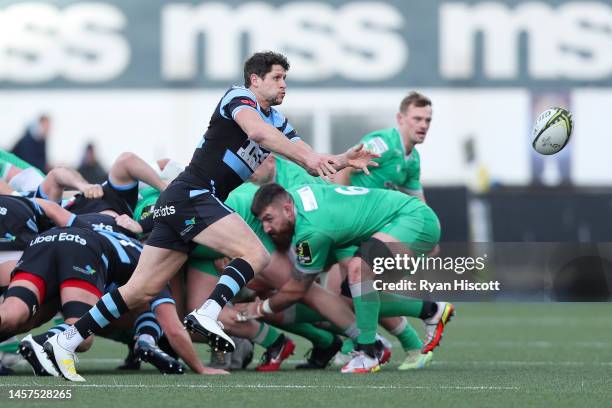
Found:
[249,246,270,273]
[0,306,28,333]
[115,151,137,165]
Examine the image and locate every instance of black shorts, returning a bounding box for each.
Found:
[146,181,233,253]
[64,178,139,217]
[14,229,108,302]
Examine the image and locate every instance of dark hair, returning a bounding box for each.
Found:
[251,183,292,217]
[244,51,290,87]
[399,92,432,114]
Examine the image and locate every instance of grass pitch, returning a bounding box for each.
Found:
[2,303,611,408]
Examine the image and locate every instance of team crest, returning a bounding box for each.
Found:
[296,241,312,265]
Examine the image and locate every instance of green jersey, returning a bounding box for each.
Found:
[350,128,422,192]
[189,183,275,264]
[133,186,159,222]
[0,149,44,180]
[274,156,329,189]
[289,184,429,274]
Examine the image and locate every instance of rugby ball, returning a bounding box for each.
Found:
[532,107,573,155]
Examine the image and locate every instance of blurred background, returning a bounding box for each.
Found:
[1,0,611,298]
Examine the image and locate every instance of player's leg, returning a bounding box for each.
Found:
[0,258,19,288]
[37,167,101,202]
[378,206,454,354]
[185,262,291,371]
[184,213,270,351]
[45,245,187,381]
[0,280,40,336]
[108,152,168,192]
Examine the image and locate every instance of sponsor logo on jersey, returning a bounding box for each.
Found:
[365,137,389,155]
[184,217,196,226]
[240,99,256,107]
[153,205,176,218]
[73,265,96,275]
[296,241,313,265]
[30,232,87,246]
[140,205,155,219]
[0,233,16,242]
[92,222,114,232]
[237,139,269,172]
[0,207,7,216]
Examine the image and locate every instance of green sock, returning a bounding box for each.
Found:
[253,322,281,348]
[390,318,422,350]
[0,338,19,354]
[341,338,354,354]
[351,281,380,345]
[278,323,334,348]
[295,304,324,322]
[378,292,424,318]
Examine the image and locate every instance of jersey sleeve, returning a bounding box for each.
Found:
[271,109,301,142]
[219,88,259,120]
[401,149,423,191]
[291,233,333,274]
[360,132,396,164]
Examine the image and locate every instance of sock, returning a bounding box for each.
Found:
[282,304,325,324]
[137,334,156,346]
[419,301,438,320]
[389,317,422,351]
[343,323,360,340]
[32,324,70,346]
[201,258,255,319]
[350,280,380,345]
[378,292,424,318]
[134,312,161,343]
[278,323,334,349]
[341,338,354,354]
[252,322,281,348]
[59,289,129,352]
[0,337,20,354]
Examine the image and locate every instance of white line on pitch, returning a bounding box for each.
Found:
[0,383,520,391]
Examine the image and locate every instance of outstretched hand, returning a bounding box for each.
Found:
[342,144,379,175]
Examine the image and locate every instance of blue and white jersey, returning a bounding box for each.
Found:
[179,86,300,200]
[93,227,143,285]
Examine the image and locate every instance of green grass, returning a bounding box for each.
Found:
[2,303,611,408]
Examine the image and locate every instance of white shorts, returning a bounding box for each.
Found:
[0,250,24,264]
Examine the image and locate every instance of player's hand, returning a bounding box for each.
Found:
[339,144,379,175]
[115,214,143,234]
[81,183,104,199]
[199,366,230,375]
[235,298,264,321]
[304,153,341,177]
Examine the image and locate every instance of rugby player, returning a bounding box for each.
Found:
[249,183,453,373]
[45,51,377,381]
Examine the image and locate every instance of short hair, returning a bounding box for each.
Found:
[399,92,432,114]
[244,51,290,87]
[251,183,292,217]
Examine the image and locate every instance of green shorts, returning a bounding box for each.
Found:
[379,204,441,256]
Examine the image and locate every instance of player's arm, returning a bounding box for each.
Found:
[109,152,168,192]
[234,108,338,177]
[332,167,354,186]
[154,302,209,374]
[385,182,427,202]
[33,198,77,227]
[0,180,15,195]
[39,166,103,201]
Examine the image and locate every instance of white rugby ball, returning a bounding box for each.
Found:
[532,107,573,155]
